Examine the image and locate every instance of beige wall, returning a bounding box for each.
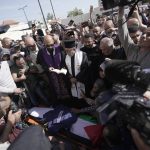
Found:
[61,7,102,25]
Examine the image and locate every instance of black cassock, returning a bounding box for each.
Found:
[64,51,90,108]
[81,46,102,96]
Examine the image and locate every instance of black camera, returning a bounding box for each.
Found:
[97,91,150,145]
[101,0,141,10]
[96,60,150,145]
[66,30,74,36]
[11,90,27,114]
[103,59,150,89]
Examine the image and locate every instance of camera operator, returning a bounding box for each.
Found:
[118,6,150,69]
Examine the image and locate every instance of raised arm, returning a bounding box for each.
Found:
[118,7,138,57]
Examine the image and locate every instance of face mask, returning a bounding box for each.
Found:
[47,47,54,53]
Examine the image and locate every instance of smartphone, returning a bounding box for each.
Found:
[32,24,36,28]
[68,20,74,26]
[67,30,74,36]
[81,21,89,28]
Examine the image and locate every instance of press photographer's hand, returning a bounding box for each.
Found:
[143,91,150,100]
[130,128,150,150]
[14,88,23,94]
[8,110,22,125]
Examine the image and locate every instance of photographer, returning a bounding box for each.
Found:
[11,55,27,87]
[11,55,50,106]
[118,6,150,69]
[0,109,22,143]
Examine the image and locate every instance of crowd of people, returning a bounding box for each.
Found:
[0,2,150,150]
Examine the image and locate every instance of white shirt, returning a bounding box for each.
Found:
[0,61,16,96]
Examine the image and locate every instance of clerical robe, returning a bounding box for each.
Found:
[65,50,88,99]
[37,45,69,101]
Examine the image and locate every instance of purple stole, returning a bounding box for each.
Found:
[41,46,69,98]
[42,46,61,69]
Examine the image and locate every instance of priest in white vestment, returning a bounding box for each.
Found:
[64,39,89,100]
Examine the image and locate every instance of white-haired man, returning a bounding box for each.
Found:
[100,37,126,60]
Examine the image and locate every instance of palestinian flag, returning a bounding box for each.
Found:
[70,114,104,145]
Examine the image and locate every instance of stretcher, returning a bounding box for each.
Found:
[24,107,101,149]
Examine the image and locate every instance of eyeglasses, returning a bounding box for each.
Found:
[27,45,36,49]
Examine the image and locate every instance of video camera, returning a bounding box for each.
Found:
[97,87,150,144]
[101,0,141,10]
[96,60,150,145]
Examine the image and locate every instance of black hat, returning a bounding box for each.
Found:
[63,39,76,48]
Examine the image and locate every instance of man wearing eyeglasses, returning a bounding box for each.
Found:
[25,37,44,74]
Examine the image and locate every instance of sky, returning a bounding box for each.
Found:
[0,0,98,23]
